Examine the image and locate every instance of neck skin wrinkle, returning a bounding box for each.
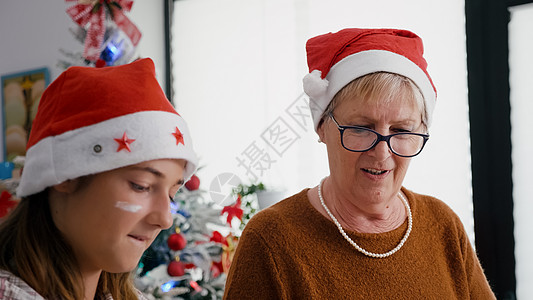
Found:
[320,179,407,233]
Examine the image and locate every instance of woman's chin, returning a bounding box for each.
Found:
[104,259,142,274]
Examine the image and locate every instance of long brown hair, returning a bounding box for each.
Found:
[0,190,138,299]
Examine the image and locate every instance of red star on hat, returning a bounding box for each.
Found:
[115,132,136,152]
[173,127,184,145]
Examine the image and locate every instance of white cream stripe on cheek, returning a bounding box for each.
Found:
[115,201,143,213]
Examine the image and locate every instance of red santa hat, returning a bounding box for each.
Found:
[303,28,437,132]
[17,58,198,197]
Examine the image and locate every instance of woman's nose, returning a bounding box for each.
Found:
[146,194,173,229]
[368,140,391,160]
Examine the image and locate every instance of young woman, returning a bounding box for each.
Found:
[0,58,198,300]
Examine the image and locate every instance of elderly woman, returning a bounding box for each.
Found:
[223,28,495,299]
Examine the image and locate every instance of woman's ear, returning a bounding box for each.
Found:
[52,179,80,194]
[317,120,327,144]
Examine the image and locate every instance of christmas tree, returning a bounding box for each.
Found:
[135,174,239,300]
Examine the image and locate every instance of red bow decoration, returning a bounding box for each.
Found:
[209,231,238,274]
[221,194,244,225]
[209,230,228,245]
[0,191,18,219]
[66,0,141,61]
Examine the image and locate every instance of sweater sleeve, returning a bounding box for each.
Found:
[407,189,497,299]
[223,221,285,300]
[463,236,497,299]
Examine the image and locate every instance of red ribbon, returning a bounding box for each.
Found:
[66,0,141,62]
[221,194,244,225]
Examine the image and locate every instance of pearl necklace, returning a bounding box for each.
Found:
[317,177,413,258]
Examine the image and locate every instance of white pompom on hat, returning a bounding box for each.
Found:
[17,58,198,197]
[303,28,437,132]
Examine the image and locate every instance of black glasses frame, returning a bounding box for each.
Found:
[328,113,430,158]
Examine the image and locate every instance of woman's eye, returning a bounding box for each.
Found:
[169,190,180,203]
[351,124,370,129]
[393,128,411,133]
[130,182,149,192]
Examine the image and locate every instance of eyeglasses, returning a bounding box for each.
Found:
[329,113,429,157]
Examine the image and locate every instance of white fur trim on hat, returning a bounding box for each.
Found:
[17,111,198,197]
[304,50,436,132]
[303,70,329,99]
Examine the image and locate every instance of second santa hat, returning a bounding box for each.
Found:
[303,28,437,132]
[17,58,198,197]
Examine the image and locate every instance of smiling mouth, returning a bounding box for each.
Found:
[362,168,388,175]
[128,235,148,242]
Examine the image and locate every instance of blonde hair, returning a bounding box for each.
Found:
[0,191,139,299]
[318,72,427,130]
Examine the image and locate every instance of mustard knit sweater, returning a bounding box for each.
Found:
[224,188,496,299]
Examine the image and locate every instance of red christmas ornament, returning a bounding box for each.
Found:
[167,233,187,251]
[167,260,185,277]
[95,58,107,68]
[185,174,200,191]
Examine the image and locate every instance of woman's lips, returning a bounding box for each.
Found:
[128,234,149,242]
[362,168,388,175]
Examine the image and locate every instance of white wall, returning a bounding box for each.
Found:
[0,0,165,159]
[509,3,533,298]
[1,0,476,243]
[173,0,475,240]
